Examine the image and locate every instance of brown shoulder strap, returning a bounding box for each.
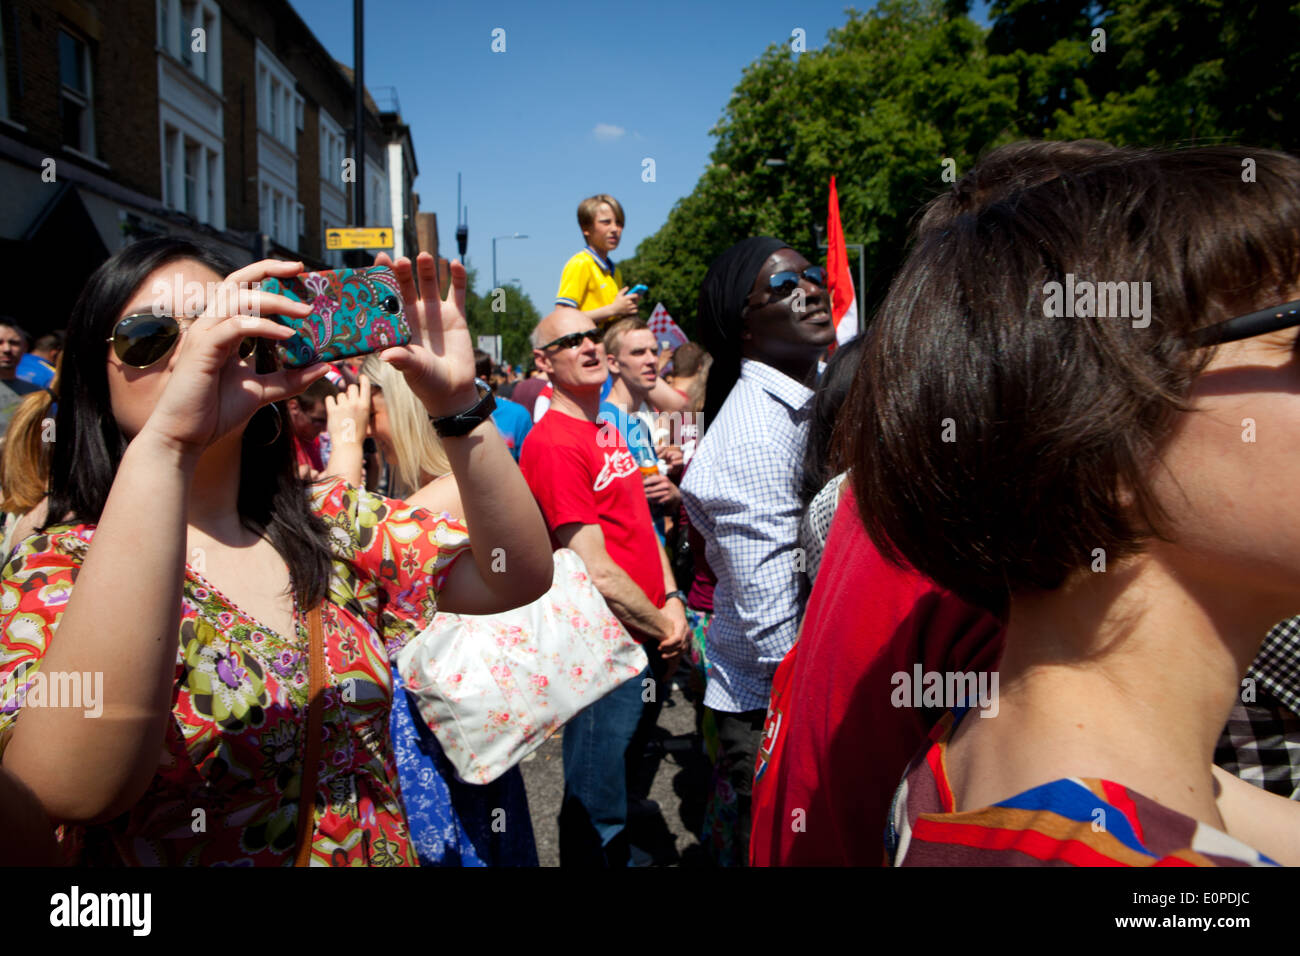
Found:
[295,604,326,867]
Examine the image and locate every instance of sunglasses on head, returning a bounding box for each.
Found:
[107,312,256,369]
[748,266,828,310]
[538,327,603,352]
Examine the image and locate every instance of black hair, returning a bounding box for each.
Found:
[800,334,865,507]
[45,236,334,609]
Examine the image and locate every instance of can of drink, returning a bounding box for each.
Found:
[639,462,659,478]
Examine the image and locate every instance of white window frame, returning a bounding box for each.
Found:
[158,0,220,92]
[58,28,95,158]
[255,41,302,154]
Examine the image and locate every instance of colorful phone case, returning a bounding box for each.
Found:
[260,266,410,368]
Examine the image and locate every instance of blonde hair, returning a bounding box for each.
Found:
[1,372,58,514]
[577,194,624,232]
[360,355,450,496]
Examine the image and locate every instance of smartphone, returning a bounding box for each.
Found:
[627,284,648,297]
[260,266,410,368]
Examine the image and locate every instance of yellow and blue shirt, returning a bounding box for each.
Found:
[555,246,623,314]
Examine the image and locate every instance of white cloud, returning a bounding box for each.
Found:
[592,123,626,142]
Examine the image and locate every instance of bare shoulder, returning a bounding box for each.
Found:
[12,498,50,544]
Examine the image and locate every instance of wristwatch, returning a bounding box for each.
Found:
[665,590,688,607]
[429,379,496,438]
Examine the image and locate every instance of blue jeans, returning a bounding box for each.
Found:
[559,665,650,867]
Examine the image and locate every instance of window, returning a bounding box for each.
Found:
[271,191,280,239]
[207,152,217,224]
[163,129,177,208]
[1,11,10,121]
[180,2,194,68]
[59,29,94,155]
[296,202,305,241]
[183,141,199,217]
[268,78,278,136]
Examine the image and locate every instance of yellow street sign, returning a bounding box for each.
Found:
[326,227,394,250]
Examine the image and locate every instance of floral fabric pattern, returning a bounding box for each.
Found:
[0,478,470,866]
[390,664,537,866]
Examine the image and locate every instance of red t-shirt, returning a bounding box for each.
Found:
[748,486,1005,866]
[519,409,666,635]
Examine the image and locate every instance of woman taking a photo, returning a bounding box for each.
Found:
[0,237,551,866]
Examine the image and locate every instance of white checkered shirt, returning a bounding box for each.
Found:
[681,360,813,712]
[1215,618,1300,799]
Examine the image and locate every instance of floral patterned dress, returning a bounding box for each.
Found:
[0,478,469,866]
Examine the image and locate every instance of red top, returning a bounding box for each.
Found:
[749,486,1004,866]
[519,409,666,637]
[293,434,325,472]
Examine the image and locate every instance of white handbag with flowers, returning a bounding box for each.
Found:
[395,547,649,784]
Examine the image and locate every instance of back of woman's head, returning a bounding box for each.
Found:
[669,342,712,412]
[1,371,58,515]
[48,236,332,607]
[847,144,1300,612]
[801,334,865,506]
[360,354,449,495]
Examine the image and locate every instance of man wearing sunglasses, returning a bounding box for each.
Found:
[519,308,690,867]
[681,239,836,866]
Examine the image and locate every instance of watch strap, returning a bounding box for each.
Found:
[429,380,496,438]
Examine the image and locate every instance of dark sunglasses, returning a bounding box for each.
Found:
[107,312,255,369]
[538,327,603,352]
[1191,299,1300,347]
[748,266,828,311]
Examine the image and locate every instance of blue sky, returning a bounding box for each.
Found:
[288,0,991,312]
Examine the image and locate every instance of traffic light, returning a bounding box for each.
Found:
[456,222,468,258]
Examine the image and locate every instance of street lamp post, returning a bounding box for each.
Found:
[491,233,528,364]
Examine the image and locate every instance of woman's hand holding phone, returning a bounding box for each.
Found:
[140,259,329,461]
[372,252,479,419]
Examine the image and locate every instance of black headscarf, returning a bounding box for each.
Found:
[697,236,791,433]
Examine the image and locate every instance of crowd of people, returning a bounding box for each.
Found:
[0,145,1298,868]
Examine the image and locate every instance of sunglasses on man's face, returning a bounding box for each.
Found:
[748,266,828,311]
[538,328,603,352]
[106,312,256,369]
[1190,299,1300,347]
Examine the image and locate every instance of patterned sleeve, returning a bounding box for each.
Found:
[311,479,471,654]
[0,528,87,757]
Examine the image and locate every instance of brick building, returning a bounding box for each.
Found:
[0,0,422,335]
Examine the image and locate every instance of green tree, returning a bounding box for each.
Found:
[621,0,1300,339]
[622,0,1020,334]
[462,267,541,368]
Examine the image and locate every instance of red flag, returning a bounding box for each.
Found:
[826,175,858,347]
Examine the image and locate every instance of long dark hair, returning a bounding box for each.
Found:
[800,334,865,507]
[45,237,333,608]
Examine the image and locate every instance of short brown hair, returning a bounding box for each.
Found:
[577,194,624,232]
[603,317,650,359]
[847,144,1300,612]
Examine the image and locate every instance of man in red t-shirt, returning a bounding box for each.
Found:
[519,308,689,867]
[748,487,1004,866]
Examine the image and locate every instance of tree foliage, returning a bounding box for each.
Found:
[462,266,540,368]
[620,0,1300,337]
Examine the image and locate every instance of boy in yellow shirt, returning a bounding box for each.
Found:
[555,195,642,326]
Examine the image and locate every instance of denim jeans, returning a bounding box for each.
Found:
[559,664,651,867]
